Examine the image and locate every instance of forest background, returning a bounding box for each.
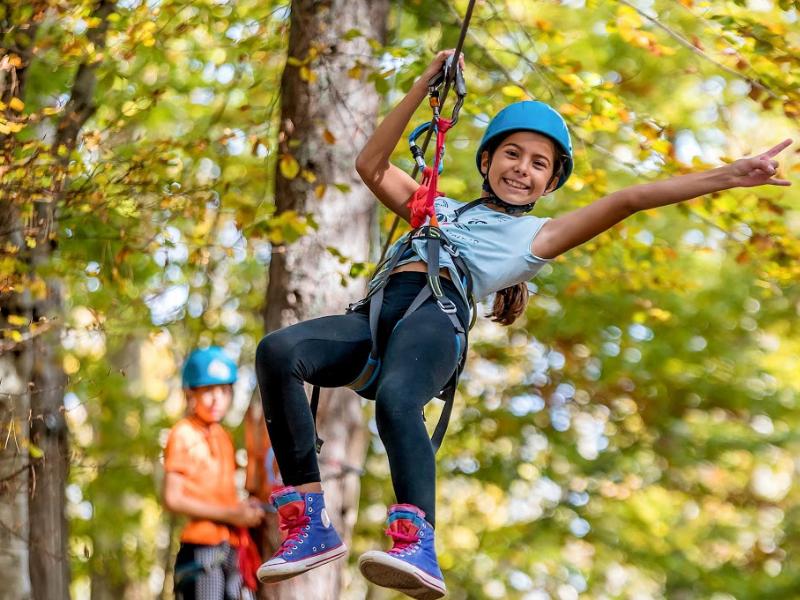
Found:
[2,0,800,599]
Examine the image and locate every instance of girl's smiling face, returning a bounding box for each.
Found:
[480,131,558,207]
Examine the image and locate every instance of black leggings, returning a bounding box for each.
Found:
[255,272,469,525]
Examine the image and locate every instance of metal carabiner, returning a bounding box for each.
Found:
[427,55,467,125]
[408,121,445,173]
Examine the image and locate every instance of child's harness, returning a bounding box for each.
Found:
[310,199,486,455]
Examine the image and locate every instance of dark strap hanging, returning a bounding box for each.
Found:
[310,384,322,453]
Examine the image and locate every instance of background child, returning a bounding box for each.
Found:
[164,346,266,600]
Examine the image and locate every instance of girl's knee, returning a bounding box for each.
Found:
[256,330,296,376]
[375,388,422,432]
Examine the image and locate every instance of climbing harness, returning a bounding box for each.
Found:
[311,212,476,454]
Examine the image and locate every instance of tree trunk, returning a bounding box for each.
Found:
[0,2,115,598]
[256,0,389,598]
[28,1,114,595]
[0,7,41,599]
[0,349,33,600]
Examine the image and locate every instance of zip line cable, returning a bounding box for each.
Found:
[376,0,478,265]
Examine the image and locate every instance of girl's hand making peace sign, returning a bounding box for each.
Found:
[726,138,793,188]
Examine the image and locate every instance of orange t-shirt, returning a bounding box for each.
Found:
[164,416,239,545]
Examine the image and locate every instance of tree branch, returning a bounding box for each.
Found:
[616,0,780,100]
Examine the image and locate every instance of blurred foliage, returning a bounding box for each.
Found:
[2,0,799,598]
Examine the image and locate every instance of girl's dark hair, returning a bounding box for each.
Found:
[488,282,528,326]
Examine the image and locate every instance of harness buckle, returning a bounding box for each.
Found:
[411,226,441,241]
[443,243,459,257]
[437,298,458,314]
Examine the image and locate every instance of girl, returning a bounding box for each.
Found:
[254,50,792,599]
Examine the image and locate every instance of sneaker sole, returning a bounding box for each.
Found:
[358,551,446,600]
[257,543,347,584]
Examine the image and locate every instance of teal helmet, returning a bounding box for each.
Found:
[182,346,237,388]
[476,101,574,190]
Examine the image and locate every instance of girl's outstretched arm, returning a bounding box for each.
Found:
[356,50,463,222]
[532,139,793,259]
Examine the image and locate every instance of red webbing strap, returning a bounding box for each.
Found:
[407,117,453,228]
[407,167,434,228]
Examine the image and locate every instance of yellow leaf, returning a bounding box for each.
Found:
[27,442,44,459]
[25,236,36,248]
[648,307,672,322]
[299,66,317,83]
[7,314,28,326]
[9,97,24,112]
[323,129,336,144]
[651,139,672,155]
[29,277,47,299]
[121,100,137,116]
[573,266,590,281]
[279,154,300,180]
[501,85,527,99]
[557,73,584,91]
[315,184,327,199]
[347,65,362,79]
[63,354,80,375]
[301,169,316,183]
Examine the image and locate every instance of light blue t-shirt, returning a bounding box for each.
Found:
[381,196,552,302]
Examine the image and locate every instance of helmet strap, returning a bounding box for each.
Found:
[480,164,536,215]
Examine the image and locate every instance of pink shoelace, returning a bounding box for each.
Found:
[278,514,311,554]
[386,528,419,555]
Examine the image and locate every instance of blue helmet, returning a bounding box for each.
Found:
[476,101,574,190]
[182,346,237,388]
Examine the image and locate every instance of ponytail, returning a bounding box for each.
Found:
[488,282,528,326]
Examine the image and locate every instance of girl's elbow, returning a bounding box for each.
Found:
[625,198,641,217]
[618,191,641,217]
[355,154,372,180]
[356,155,390,184]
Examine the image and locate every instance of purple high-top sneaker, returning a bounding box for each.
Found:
[358,504,446,600]
[257,486,347,583]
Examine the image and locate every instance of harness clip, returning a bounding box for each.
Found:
[443,244,460,257]
[437,298,458,314]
